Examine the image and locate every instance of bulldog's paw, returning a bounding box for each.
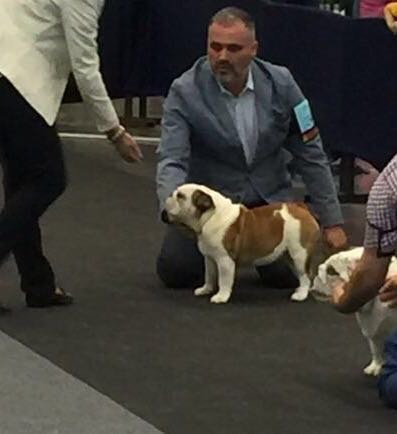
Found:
[210,292,231,304]
[290,287,309,302]
[194,285,214,296]
[363,360,382,377]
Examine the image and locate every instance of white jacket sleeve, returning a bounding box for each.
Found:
[60,0,119,132]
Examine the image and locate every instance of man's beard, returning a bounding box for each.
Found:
[214,63,237,85]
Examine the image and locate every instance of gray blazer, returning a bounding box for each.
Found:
[156,56,343,226]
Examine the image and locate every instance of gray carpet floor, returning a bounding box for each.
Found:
[0,330,163,434]
[0,138,395,434]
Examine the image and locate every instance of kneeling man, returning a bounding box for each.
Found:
[156,7,346,290]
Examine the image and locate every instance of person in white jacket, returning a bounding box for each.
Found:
[0,0,143,309]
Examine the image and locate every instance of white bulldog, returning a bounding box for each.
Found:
[164,183,320,304]
[311,247,397,376]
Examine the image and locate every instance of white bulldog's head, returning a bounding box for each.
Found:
[311,248,363,302]
[311,263,348,302]
[163,184,217,233]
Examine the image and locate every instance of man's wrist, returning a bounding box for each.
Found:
[323,224,343,230]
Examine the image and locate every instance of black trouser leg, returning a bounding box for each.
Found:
[255,254,299,289]
[0,78,66,298]
[156,226,204,289]
[12,225,56,297]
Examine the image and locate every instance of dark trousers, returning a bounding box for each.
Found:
[0,78,66,298]
[378,331,397,409]
[156,226,299,289]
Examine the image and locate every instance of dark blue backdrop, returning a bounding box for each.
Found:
[64,0,397,170]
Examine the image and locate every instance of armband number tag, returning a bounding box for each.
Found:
[293,99,318,142]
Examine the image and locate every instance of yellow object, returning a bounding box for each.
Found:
[385,2,397,17]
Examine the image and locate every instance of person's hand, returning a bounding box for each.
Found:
[114,131,143,163]
[384,3,397,35]
[323,226,348,251]
[331,282,346,305]
[106,125,143,163]
[379,274,397,307]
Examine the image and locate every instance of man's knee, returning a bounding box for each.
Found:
[156,254,203,289]
[256,256,299,289]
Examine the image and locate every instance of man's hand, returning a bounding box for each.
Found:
[323,226,348,251]
[114,132,143,163]
[330,248,391,313]
[379,274,397,307]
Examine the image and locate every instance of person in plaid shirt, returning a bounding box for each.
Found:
[331,153,397,408]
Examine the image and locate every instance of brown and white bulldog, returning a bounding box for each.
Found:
[164,183,320,303]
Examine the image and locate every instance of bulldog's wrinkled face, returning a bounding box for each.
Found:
[164,184,215,233]
[311,256,359,302]
[311,264,345,302]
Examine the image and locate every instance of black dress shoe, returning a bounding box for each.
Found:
[26,287,74,308]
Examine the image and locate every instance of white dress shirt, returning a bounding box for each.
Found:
[218,69,258,165]
[0,0,119,132]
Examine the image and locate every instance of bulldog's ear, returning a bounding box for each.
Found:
[192,189,215,214]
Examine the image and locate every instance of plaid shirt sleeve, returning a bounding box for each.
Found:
[364,155,397,255]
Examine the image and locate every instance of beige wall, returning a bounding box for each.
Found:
[57,97,164,133]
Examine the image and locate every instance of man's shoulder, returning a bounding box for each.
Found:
[383,154,397,188]
[252,58,293,84]
[170,56,210,93]
[370,154,397,200]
